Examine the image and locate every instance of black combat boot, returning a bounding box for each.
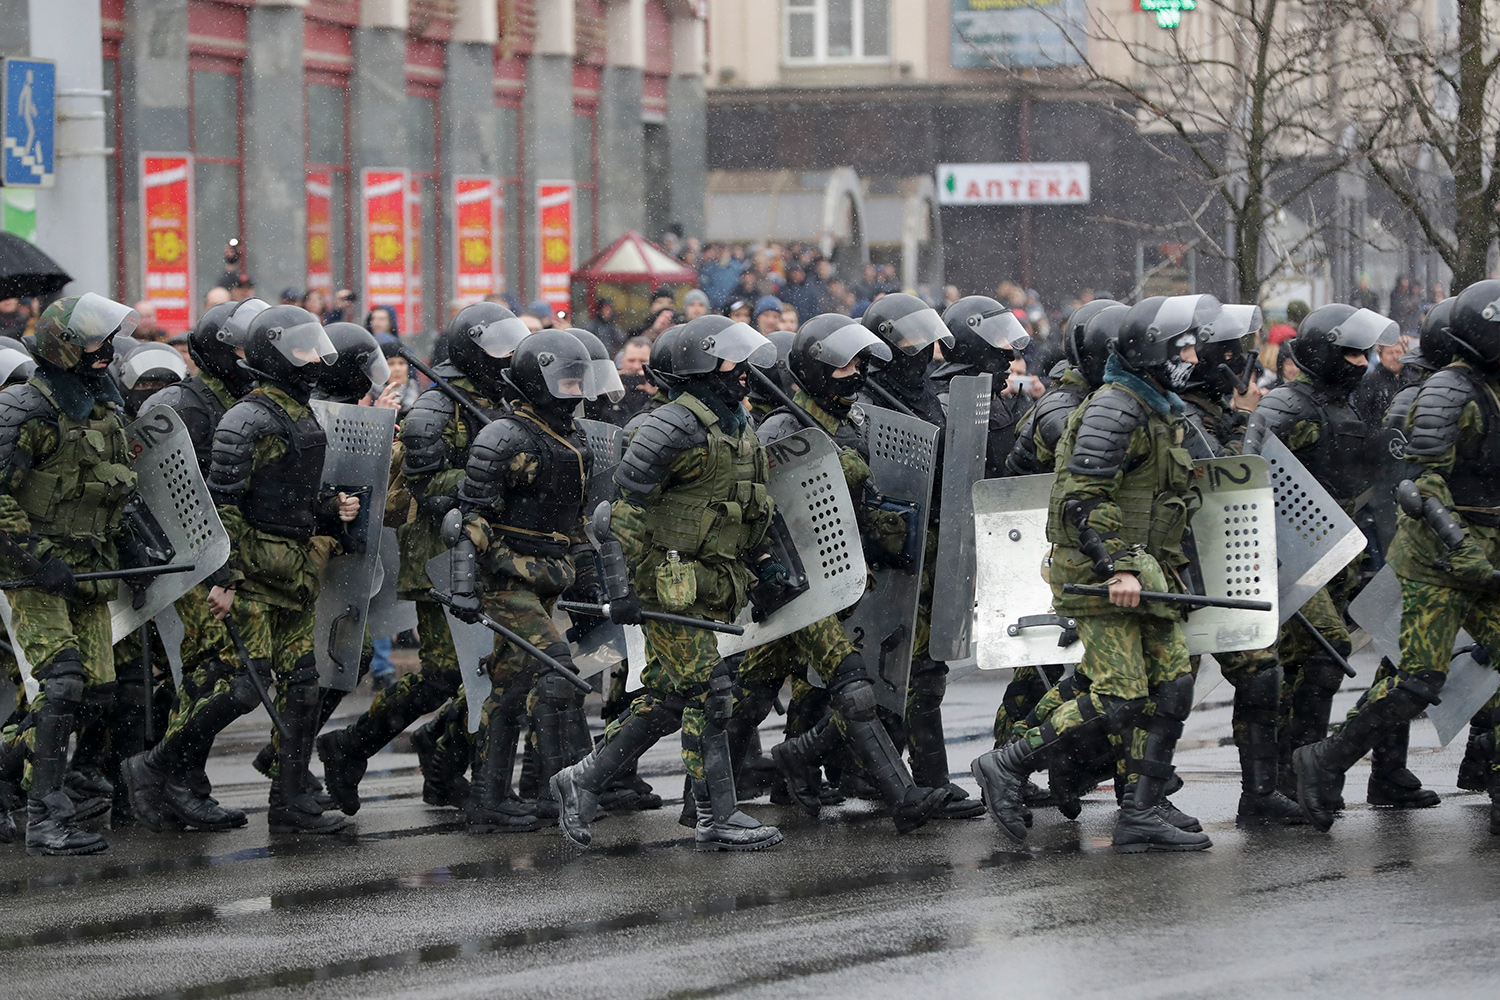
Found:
[529,673,574,821]
[466,716,540,834]
[906,664,983,819]
[1367,721,1440,808]
[844,714,947,833]
[1232,668,1304,825]
[693,725,782,851]
[1112,677,1210,853]
[130,675,253,831]
[553,699,681,848]
[0,736,22,844]
[771,719,843,816]
[1457,712,1493,792]
[105,669,150,826]
[66,681,116,821]
[26,669,107,855]
[1278,654,1345,803]
[971,737,1052,845]
[411,711,471,809]
[269,676,346,834]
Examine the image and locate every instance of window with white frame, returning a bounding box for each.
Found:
[784,0,890,64]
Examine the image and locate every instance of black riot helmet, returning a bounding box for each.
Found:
[938,296,1031,377]
[1184,303,1262,396]
[112,339,189,416]
[189,301,255,396]
[318,322,391,403]
[789,313,892,411]
[504,328,612,413]
[445,301,529,393]
[645,324,683,390]
[1289,304,1397,394]
[564,327,625,403]
[861,293,952,382]
[1115,294,1220,391]
[215,297,271,351]
[1070,302,1128,389]
[672,314,776,406]
[0,336,34,386]
[1448,280,1500,377]
[747,329,798,407]
[1406,297,1456,372]
[241,304,337,392]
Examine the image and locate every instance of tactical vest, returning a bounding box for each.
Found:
[1444,367,1500,516]
[178,376,230,479]
[240,394,328,541]
[1047,385,1194,561]
[13,386,136,542]
[491,410,589,555]
[1286,383,1371,503]
[646,392,771,562]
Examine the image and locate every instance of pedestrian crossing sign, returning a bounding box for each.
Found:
[2,57,55,189]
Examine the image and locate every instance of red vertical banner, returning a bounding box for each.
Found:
[406,176,423,335]
[140,154,194,332]
[361,168,407,331]
[305,170,332,295]
[453,176,500,305]
[536,181,574,321]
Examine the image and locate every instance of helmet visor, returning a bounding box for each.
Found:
[971,308,1032,353]
[0,349,34,385]
[218,298,270,348]
[118,345,188,389]
[1332,308,1399,349]
[472,317,532,359]
[1201,303,1263,344]
[273,321,338,367]
[539,356,618,401]
[808,323,894,369]
[592,358,626,402]
[361,348,392,390]
[889,309,954,354]
[1150,294,1222,341]
[702,322,777,369]
[69,293,141,347]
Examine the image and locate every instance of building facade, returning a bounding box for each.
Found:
[0,0,707,338]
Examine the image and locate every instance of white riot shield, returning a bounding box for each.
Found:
[155,603,187,691]
[625,623,647,691]
[309,400,397,692]
[109,406,231,641]
[0,592,36,703]
[840,406,940,715]
[928,374,992,662]
[552,605,627,681]
[577,417,625,511]
[1260,435,1366,625]
[973,458,1279,671]
[715,428,867,657]
[425,550,495,733]
[365,527,419,638]
[1348,564,1402,665]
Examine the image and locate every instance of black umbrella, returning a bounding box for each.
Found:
[0,231,71,300]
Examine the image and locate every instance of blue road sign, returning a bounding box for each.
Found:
[2,58,56,189]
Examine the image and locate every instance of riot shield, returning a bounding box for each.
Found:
[973,458,1279,671]
[109,406,232,641]
[1259,434,1367,625]
[1348,564,1402,665]
[552,605,627,681]
[425,550,496,733]
[576,417,624,512]
[365,527,419,638]
[839,406,940,715]
[1427,646,1500,746]
[0,592,37,704]
[714,428,868,657]
[309,400,397,692]
[154,603,187,691]
[624,623,647,691]
[928,374,992,663]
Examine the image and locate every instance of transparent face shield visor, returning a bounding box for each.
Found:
[119,345,189,389]
[1149,293,1223,342]
[68,292,141,348]
[538,355,619,401]
[807,322,894,369]
[271,321,338,367]
[0,349,35,385]
[361,348,392,391]
[217,298,271,349]
[888,308,955,354]
[471,317,532,360]
[702,321,777,369]
[1199,303,1264,345]
[969,308,1032,353]
[1331,308,1400,350]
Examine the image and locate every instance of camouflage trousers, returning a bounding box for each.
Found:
[1339,577,1500,770]
[992,664,1068,744]
[473,584,568,741]
[1276,582,1351,739]
[354,600,464,743]
[1,644,21,727]
[737,614,857,739]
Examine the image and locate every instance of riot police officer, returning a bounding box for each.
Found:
[110,340,188,418]
[317,303,529,815]
[935,295,1033,475]
[972,295,1213,853]
[1295,281,1500,835]
[1006,300,1122,477]
[125,305,355,835]
[552,314,784,851]
[0,295,141,854]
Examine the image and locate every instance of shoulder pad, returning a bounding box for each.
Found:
[1383,385,1421,431]
[1034,385,1085,452]
[139,382,188,414]
[400,388,458,477]
[1251,385,1317,440]
[1406,368,1477,458]
[1004,411,1043,475]
[0,384,55,478]
[1066,387,1147,477]
[616,402,707,498]
[458,416,539,509]
[209,396,284,503]
[756,410,806,446]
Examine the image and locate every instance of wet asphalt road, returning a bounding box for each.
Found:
[3,653,1498,1000]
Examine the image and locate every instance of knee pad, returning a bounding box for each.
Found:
[228,665,264,712]
[827,653,870,694]
[81,681,117,720]
[831,677,878,724]
[640,688,687,723]
[42,674,84,708]
[1301,656,1347,692]
[40,648,85,683]
[907,668,947,712]
[733,683,778,728]
[543,642,577,676]
[1394,669,1446,708]
[1091,693,1149,735]
[1151,673,1197,723]
[1231,665,1282,727]
[535,671,577,709]
[286,653,321,689]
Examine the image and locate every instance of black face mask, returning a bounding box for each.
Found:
[827,369,865,406]
[1332,357,1367,395]
[71,337,114,375]
[705,365,749,405]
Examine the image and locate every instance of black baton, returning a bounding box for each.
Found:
[222,612,290,740]
[1061,583,1273,612]
[555,600,747,636]
[1291,610,1359,679]
[429,591,592,694]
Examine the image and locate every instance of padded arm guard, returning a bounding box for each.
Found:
[208,397,283,506]
[400,388,459,479]
[614,402,706,502]
[0,384,52,489]
[457,416,535,515]
[755,410,806,447]
[1067,389,1146,477]
[1404,369,1473,459]
[1243,385,1316,455]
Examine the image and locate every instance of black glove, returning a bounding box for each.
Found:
[33,556,75,596]
[608,591,643,625]
[448,591,482,624]
[756,558,790,590]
